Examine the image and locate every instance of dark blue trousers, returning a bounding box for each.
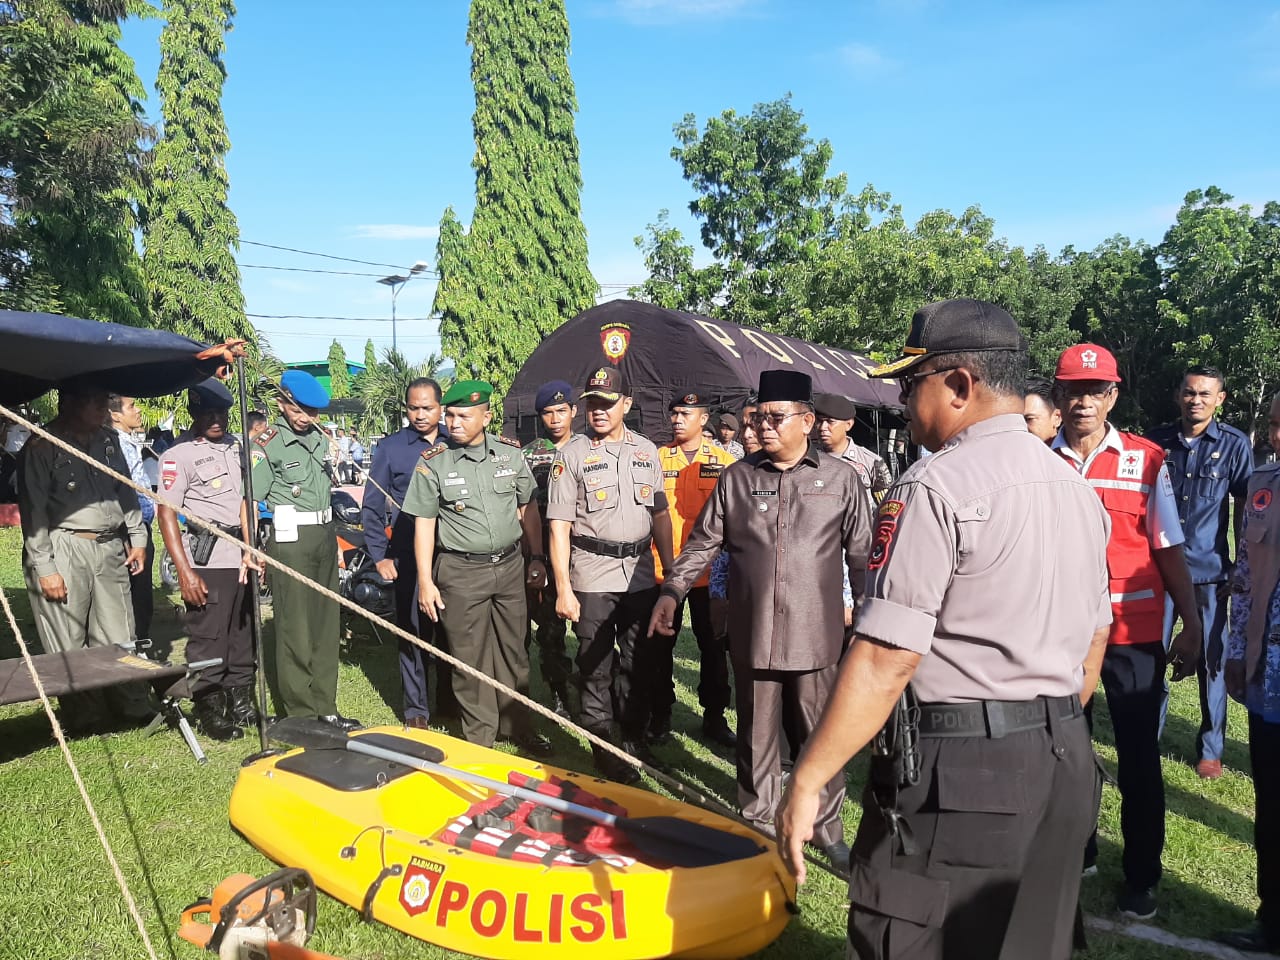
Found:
[1159,583,1229,761]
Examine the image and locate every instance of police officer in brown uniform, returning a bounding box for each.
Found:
[157,379,259,741]
[547,366,674,782]
[650,370,872,867]
[813,392,893,500]
[776,300,1113,960]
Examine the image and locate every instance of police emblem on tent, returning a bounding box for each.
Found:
[600,322,631,363]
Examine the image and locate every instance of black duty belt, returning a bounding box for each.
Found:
[440,542,519,564]
[570,534,652,559]
[918,695,1082,739]
[61,528,124,543]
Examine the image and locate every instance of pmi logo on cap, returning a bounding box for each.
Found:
[1080,349,1098,368]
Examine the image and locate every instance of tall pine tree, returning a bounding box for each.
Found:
[142,0,248,344]
[327,339,350,399]
[0,0,152,325]
[433,0,597,396]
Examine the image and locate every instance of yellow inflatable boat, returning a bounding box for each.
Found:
[230,722,796,959]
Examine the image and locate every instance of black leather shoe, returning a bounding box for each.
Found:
[701,713,738,748]
[404,716,430,729]
[622,737,657,766]
[823,841,851,875]
[511,732,554,757]
[1216,925,1280,954]
[320,714,363,732]
[646,716,672,746]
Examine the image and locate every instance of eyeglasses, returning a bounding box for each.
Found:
[748,411,805,430]
[897,366,961,399]
[1054,383,1116,402]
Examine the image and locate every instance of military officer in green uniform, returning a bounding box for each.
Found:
[521,379,578,718]
[249,370,360,730]
[17,381,154,732]
[403,380,551,754]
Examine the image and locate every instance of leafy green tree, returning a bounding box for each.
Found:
[650,95,846,327]
[326,339,350,399]
[1157,187,1280,439]
[785,200,1078,375]
[1061,236,1171,430]
[433,0,597,397]
[142,0,248,346]
[630,209,723,314]
[0,0,152,325]
[355,349,450,437]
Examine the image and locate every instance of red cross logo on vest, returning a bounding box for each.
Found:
[1118,449,1144,481]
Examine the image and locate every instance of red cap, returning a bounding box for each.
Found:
[1055,343,1121,383]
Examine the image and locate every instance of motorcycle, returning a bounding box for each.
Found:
[331,489,395,635]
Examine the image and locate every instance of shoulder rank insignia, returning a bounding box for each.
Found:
[497,435,521,448]
[254,427,277,446]
[420,445,447,462]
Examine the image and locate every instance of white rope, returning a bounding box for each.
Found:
[0,581,162,960]
[0,401,876,885]
[0,404,687,784]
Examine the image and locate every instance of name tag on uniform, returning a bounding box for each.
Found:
[284,460,301,470]
[444,477,467,486]
[493,468,516,478]
[751,489,777,497]
[699,464,723,479]
[584,462,609,474]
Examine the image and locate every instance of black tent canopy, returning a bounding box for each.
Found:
[503,300,904,447]
[0,310,226,404]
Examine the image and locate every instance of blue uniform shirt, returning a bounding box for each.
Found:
[1146,418,1252,583]
[360,426,443,563]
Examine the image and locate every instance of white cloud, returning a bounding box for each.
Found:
[352,224,441,241]
[608,0,762,24]
[839,42,894,74]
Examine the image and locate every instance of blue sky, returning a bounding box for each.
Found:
[121,0,1280,365]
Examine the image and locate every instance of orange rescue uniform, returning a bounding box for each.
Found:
[653,441,736,586]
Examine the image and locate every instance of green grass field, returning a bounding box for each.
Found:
[0,523,1261,959]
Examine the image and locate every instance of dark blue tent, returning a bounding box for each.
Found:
[0,311,226,404]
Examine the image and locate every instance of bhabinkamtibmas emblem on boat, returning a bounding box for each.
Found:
[399,857,446,916]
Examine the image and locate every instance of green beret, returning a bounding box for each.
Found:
[441,379,493,407]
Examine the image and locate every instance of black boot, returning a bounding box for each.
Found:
[193,690,244,742]
[227,684,260,727]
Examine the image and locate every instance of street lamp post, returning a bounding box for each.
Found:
[377,261,429,355]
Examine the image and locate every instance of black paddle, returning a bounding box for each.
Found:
[269,718,764,869]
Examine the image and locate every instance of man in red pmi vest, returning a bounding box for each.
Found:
[1051,343,1203,922]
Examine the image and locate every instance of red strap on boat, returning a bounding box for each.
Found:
[438,774,639,864]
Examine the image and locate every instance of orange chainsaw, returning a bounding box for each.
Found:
[179,869,343,960]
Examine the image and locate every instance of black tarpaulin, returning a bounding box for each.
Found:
[502,300,903,445]
[0,310,224,404]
